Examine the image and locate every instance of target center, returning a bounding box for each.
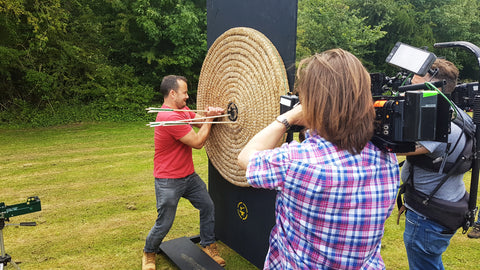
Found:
[227,102,238,121]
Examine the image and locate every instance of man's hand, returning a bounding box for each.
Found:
[181,106,224,149]
[205,106,225,117]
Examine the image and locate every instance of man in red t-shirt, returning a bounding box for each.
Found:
[142,75,225,270]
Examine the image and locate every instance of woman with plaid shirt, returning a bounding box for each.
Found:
[238,49,400,269]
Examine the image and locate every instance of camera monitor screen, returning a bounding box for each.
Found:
[385,42,436,76]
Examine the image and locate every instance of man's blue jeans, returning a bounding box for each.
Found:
[144,172,215,253]
[403,210,456,270]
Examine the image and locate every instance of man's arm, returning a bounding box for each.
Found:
[190,113,206,129]
[190,107,224,128]
[396,144,430,156]
[178,124,212,149]
[179,107,224,149]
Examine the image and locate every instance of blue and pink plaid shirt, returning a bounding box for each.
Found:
[246,132,399,269]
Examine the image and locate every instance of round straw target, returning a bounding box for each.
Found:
[197,27,289,187]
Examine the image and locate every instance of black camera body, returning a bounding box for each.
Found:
[451,82,479,111]
[279,94,303,132]
[372,90,450,152]
[370,72,412,96]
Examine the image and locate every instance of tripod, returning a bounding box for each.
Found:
[0,219,36,270]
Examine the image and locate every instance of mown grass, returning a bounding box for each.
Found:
[1,122,479,269]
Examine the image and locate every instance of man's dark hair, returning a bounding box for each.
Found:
[430,59,459,94]
[159,75,187,97]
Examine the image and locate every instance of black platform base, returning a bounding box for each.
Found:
[159,236,224,270]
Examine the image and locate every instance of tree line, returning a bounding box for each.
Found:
[1,0,479,127]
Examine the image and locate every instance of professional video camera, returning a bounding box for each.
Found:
[451,82,479,111]
[370,42,451,153]
[279,43,453,152]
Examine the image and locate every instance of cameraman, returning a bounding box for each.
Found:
[398,58,474,269]
[238,49,399,269]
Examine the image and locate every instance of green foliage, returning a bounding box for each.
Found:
[0,63,154,127]
[106,0,207,95]
[2,0,480,127]
[298,0,480,77]
[429,0,480,79]
[348,0,480,76]
[297,0,386,62]
[0,0,206,127]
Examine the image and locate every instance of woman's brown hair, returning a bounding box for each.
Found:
[296,48,375,154]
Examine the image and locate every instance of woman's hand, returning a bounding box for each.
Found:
[238,105,305,170]
[283,104,306,127]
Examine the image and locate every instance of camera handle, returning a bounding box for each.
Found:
[434,41,480,228]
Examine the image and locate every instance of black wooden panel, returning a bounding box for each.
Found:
[206,1,298,268]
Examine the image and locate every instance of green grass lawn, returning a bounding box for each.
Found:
[1,122,479,269]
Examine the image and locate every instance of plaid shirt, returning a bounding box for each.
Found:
[246,133,399,269]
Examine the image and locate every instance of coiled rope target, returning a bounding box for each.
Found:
[197,27,289,187]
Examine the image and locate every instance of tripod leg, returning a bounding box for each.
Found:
[0,229,21,270]
[0,256,21,270]
[8,260,21,270]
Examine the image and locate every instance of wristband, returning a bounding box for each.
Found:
[276,115,291,130]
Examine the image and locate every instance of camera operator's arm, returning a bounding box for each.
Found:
[238,105,305,170]
[396,144,430,156]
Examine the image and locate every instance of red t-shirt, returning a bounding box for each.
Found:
[153,105,196,178]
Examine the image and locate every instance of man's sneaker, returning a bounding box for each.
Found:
[468,223,480,239]
[202,243,226,267]
[142,251,156,270]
